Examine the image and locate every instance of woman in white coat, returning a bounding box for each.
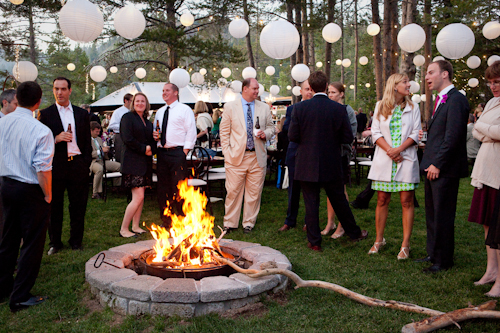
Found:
[367,73,421,259]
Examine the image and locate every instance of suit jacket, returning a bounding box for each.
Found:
[120,112,155,176]
[420,88,469,178]
[288,94,353,182]
[220,98,275,168]
[38,104,92,178]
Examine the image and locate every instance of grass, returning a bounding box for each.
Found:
[1,174,499,333]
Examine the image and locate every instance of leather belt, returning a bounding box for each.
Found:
[159,146,183,151]
[245,148,255,152]
[67,155,82,161]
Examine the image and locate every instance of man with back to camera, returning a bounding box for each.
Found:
[108,93,133,162]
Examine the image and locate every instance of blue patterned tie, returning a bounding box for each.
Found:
[246,103,254,150]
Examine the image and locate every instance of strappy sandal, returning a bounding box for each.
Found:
[368,238,386,254]
[397,247,410,260]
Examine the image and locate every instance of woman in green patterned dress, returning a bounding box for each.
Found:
[367,74,422,260]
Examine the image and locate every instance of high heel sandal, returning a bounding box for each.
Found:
[321,222,337,235]
[397,247,410,260]
[368,238,386,254]
[331,229,345,239]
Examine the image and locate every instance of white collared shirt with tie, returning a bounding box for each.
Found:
[154,100,197,149]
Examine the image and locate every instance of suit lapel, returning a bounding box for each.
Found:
[237,99,247,129]
[429,88,457,130]
[51,104,65,134]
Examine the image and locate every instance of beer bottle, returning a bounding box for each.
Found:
[156,119,161,139]
[67,123,72,142]
[253,116,260,137]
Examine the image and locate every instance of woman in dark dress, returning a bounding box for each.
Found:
[119,93,155,238]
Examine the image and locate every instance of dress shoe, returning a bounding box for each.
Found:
[278,224,292,232]
[243,226,252,234]
[91,193,102,199]
[10,295,47,312]
[307,242,323,252]
[119,232,137,238]
[223,226,235,234]
[423,264,451,273]
[133,229,147,235]
[47,246,60,255]
[350,230,368,242]
[414,256,431,263]
[71,245,83,251]
[302,224,307,231]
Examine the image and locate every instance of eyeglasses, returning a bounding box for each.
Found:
[486,81,500,88]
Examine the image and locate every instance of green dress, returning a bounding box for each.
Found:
[372,106,418,192]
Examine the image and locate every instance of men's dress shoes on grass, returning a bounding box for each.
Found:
[243,227,252,234]
[307,242,323,252]
[10,295,47,312]
[423,264,451,273]
[350,230,368,242]
[47,247,60,255]
[302,225,307,231]
[414,256,431,263]
[278,225,292,232]
[223,226,235,234]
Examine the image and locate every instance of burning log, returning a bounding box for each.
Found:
[149,261,182,268]
[165,233,194,262]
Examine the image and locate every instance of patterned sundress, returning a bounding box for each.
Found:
[372,106,418,192]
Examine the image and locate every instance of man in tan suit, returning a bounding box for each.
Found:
[220,78,275,233]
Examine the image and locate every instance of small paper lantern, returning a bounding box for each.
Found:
[483,21,500,40]
[397,23,426,53]
[12,61,38,82]
[258,84,264,96]
[169,68,190,88]
[265,66,275,75]
[488,55,500,66]
[9,0,24,5]
[436,23,475,59]
[260,19,300,60]
[342,59,351,67]
[367,23,380,36]
[291,63,310,82]
[316,62,323,68]
[228,18,249,39]
[59,0,104,43]
[89,65,107,82]
[230,80,242,93]
[466,56,481,69]
[221,67,231,78]
[411,94,421,103]
[242,67,257,79]
[286,85,292,90]
[433,56,445,62]
[292,86,301,96]
[114,5,145,40]
[110,66,118,73]
[413,55,426,67]
[67,63,76,71]
[191,72,204,85]
[468,78,479,87]
[349,85,354,90]
[217,78,227,87]
[335,59,342,66]
[322,23,342,43]
[135,67,146,79]
[199,68,207,75]
[365,83,371,88]
[180,12,194,27]
[459,90,466,96]
[359,56,368,65]
[420,94,426,102]
[270,85,280,95]
[409,81,420,94]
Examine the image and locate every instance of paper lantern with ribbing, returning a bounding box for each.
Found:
[230,80,242,93]
[397,23,426,53]
[433,56,445,62]
[459,90,466,96]
[367,23,380,36]
[59,0,104,43]
[9,0,24,4]
[135,68,146,79]
[12,61,38,82]
[316,62,323,68]
[483,21,500,40]
[292,86,301,96]
[265,66,275,76]
[488,55,500,66]
[270,85,280,95]
[242,67,257,79]
[180,12,194,27]
[67,63,76,71]
[436,23,475,59]
[217,78,227,87]
[287,85,291,90]
[413,55,426,67]
[342,59,351,67]
[114,5,145,39]
[411,94,421,103]
[221,67,231,78]
[365,83,371,88]
[322,23,342,43]
[260,19,300,60]
[467,56,481,69]
[420,94,426,102]
[110,66,118,73]
[89,65,107,82]
[191,72,204,85]
[258,84,264,96]
[335,59,342,65]
[291,63,310,82]
[359,56,368,65]
[409,81,420,94]
[468,78,479,87]
[199,68,207,75]
[169,68,190,88]
[229,18,249,39]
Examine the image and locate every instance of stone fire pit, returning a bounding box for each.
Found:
[85,239,291,317]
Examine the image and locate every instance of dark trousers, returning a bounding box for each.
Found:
[284,145,302,227]
[424,176,460,268]
[157,148,188,226]
[301,180,361,247]
[50,158,89,249]
[114,133,124,163]
[0,177,50,304]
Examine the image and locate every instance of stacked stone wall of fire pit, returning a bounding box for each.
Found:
[85,239,291,317]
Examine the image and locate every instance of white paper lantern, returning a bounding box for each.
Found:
[287,85,292,90]
[349,85,354,90]
[110,66,118,73]
[291,63,310,82]
[367,23,380,36]
[221,67,231,78]
[292,86,301,96]
[468,78,479,88]
[335,59,342,66]
[258,84,264,96]
[433,56,445,62]
[135,67,146,79]
[12,61,38,82]
[228,18,249,39]
[342,59,351,67]
[397,23,426,53]
[316,62,323,68]
[169,68,190,88]
[411,94,421,103]
[260,19,300,60]
[459,89,466,96]
[230,80,242,93]
[322,23,342,43]
[191,72,204,85]
[10,0,24,5]
[483,21,500,40]
[114,5,145,40]
[59,0,104,43]
[67,63,76,71]
[359,56,368,65]
[270,85,280,95]
[420,94,426,102]
[265,66,275,75]
[242,67,257,79]
[217,78,227,87]
[89,65,107,82]
[436,23,475,60]
[488,55,500,66]
[409,81,420,94]
[413,55,426,67]
[365,83,371,88]
[466,56,481,69]
[180,12,194,27]
[199,68,207,75]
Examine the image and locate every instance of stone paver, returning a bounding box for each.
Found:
[194,301,225,316]
[85,250,133,279]
[129,300,150,315]
[99,290,115,308]
[240,246,282,262]
[112,275,163,301]
[219,240,261,257]
[229,273,280,296]
[134,239,157,248]
[227,295,260,309]
[253,254,291,268]
[199,276,248,302]
[151,303,196,317]
[150,278,199,303]
[108,243,153,259]
[111,297,128,315]
[249,262,292,283]
[87,268,137,292]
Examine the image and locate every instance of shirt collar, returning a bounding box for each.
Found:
[314,92,328,97]
[56,101,73,111]
[438,84,454,97]
[241,95,255,106]
[15,106,33,116]
[166,100,178,108]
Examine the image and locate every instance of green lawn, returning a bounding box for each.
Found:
[1,175,498,333]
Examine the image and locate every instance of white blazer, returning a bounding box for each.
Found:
[368,101,421,184]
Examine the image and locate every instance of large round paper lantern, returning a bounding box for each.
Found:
[242,67,257,79]
[114,5,145,39]
[483,21,500,40]
[459,90,466,96]
[9,0,24,4]
[335,59,342,66]
[292,86,301,96]
[230,80,242,93]
[367,23,380,36]
[409,81,420,94]
[59,0,104,43]
[468,78,479,88]
[270,85,280,95]
[12,61,38,82]
[67,63,76,71]
[110,66,118,73]
[89,65,106,82]
[436,23,475,59]
[316,61,323,68]
[191,72,204,85]
[365,83,371,88]
[258,84,264,96]
[221,67,231,78]
[199,68,207,75]
[228,18,249,39]
[342,59,351,67]
[420,94,426,102]
[322,23,342,43]
[433,56,445,62]
[488,55,500,66]
[169,68,190,88]
[260,19,300,60]
[291,63,310,82]
[217,78,227,87]
[397,23,426,53]
[135,67,146,79]
[287,85,292,90]
[359,56,368,65]
[413,54,426,67]
[180,12,194,27]
[265,66,275,75]
[467,56,481,69]
[349,85,354,90]
[411,94,421,103]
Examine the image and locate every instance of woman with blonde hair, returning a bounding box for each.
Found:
[193,101,213,148]
[367,73,421,259]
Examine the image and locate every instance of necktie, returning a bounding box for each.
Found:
[160,106,170,146]
[246,103,254,150]
[432,95,441,116]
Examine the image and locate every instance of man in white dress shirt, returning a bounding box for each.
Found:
[108,93,133,162]
[153,83,196,227]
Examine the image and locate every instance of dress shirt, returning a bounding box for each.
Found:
[0,111,5,118]
[0,107,54,184]
[56,102,81,156]
[435,84,454,110]
[154,100,197,149]
[108,105,130,133]
[241,96,255,131]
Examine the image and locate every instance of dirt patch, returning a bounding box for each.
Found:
[221,302,269,320]
[80,294,124,327]
[268,291,288,306]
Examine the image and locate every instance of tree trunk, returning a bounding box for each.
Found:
[308,0,315,69]
[295,3,304,66]
[390,0,399,74]
[382,0,392,83]
[423,0,432,122]
[324,0,336,83]
[28,0,36,64]
[354,0,358,101]
[340,0,344,84]
[166,0,178,70]
[288,2,297,104]
[301,0,310,66]
[243,0,255,68]
[371,0,383,100]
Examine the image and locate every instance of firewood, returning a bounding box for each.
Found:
[166,233,193,261]
[149,261,181,268]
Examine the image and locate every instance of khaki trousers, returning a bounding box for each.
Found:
[224,151,266,229]
[90,160,121,194]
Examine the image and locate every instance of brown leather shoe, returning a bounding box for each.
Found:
[302,224,307,231]
[350,230,368,242]
[307,242,323,252]
[278,225,291,232]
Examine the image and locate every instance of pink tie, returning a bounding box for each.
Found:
[432,96,441,116]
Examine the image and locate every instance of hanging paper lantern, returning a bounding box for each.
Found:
[322,23,342,43]
[488,55,500,66]
[260,19,300,60]
[468,78,479,87]
[270,85,280,95]
[265,66,275,75]
[199,68,207,75]
[286,85,292,90]
[436,23,475,59]
[420,94,426,102]
[12,61,38,82]
[367,23,380,36]
[242,67,257,79]
[228,18,249,39]
[335,59,342,66]
[483,21,500,40]
[169,68,190,88]
[114,5,145,40]
[413,55,426,67]
[67,63,76,71]
[221,67,231,78]
[292,86,301,96]
[411,94,421,103]
[466,56,481,69]
[349,85,354,90]
[89,65,107,82]
[291,63,310,82]
[180,12,194,27]
[316,62,323,68]
[110,66,118,73]
[217,78,227,87]
[191,72,204,85]
[230,80,242,93]
[397,23,426,53]
[135,67,146,79]
[365,83,371,88]
[342,59,351,67]
[258,84,264,96]
[459,90,466,96]
[409,81,420,94]
[433,56,445,62]
[9,0,24,4]
[59,0,104,43]
[359,56,368,65]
